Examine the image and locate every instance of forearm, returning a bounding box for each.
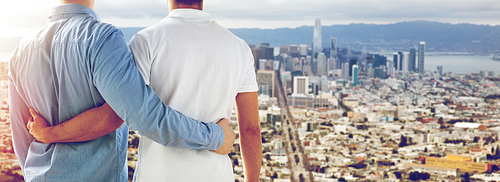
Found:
[41,103,123,143]
[240,128,262,182]
[235,92,261,181]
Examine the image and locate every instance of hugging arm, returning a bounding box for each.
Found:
[27,103,123,144]
[27,28,234,154]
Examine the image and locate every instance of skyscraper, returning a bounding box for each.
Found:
[398,52,403,70]
[352,65,359,86]
[402,52,409,72]
[393,53,399,71]
[317,52,326,76]
[387,61,394,76]
[289,44,299,58]
[313,19,322,58]
[342,62,350,78]
[299,44,308,56]
[349,58,357,76]
[409,48,416,72]
[373,54,387,68]
[259,43,274,60]
[329,37,337,71]
[327,57,336,71]
[251,47,261,70]
[293,76,309,95]
[279,45,289,55]
[437,65,443,76]
[418,41,425,73]
[256,70,277,97]
[330,37,337,59]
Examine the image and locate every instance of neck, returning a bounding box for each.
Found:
[169,2,203,12]
[61,0,95,10]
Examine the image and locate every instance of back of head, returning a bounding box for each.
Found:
[174,0,202,5]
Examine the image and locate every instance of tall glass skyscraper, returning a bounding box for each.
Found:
[313,19,322,58]
[418,42,426,73]
[330,37,337,59]
[409,48,416,72]
[352,65,359,86]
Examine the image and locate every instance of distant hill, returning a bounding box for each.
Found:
[2,21,498,53]
[121,21,500,53]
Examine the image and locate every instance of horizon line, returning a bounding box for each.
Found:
[116,20,500,30]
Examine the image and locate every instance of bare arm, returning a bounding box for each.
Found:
[235,92,262,182]
[27,103,123,143]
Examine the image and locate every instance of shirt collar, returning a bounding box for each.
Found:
[166,9,213,21]
[48,3,100,22]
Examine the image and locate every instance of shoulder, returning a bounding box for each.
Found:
[90,21,124,41]
[214,24,252,52]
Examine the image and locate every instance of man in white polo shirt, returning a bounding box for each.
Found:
[128,0,262,181]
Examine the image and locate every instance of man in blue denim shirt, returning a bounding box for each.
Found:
[9,1,235,181]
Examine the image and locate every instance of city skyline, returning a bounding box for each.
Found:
[1,0,500,37]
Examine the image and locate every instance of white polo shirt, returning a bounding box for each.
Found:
[128,9,258,182]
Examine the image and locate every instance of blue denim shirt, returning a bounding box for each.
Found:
[8,4,223,181]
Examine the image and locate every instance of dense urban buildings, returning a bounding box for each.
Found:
[2,19,499,182]
[418,41,426,73]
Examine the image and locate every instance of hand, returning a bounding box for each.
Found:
[27,108,51,143]
[213,118,236,155]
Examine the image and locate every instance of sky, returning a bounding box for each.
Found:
[0,0,499,37]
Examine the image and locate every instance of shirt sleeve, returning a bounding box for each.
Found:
[239,47,259,93]
[8,72,33,170]
[129,34,151,85]
[90,27,223,150]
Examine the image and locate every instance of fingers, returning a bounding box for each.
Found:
[29,108,40,118]
[27,116,34,130]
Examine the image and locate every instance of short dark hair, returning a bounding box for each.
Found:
[174,0,202,5]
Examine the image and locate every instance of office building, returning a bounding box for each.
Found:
[316,53,326,76]
[313,19,322,58]
[279,45,289,56]
[281,54,293,72]
[327,57,336,71]
[349,58,357,76]
[299,44,308,56]
[418,41,425,73]
[373,54,387,68]
[342,62,350,78]
[251,47,261,70]
[480,70,495,78]
[367,64,374,78]
[387,61,394,76]
[259,43,274,60]
[293,57,301,71]
[259,59,267,70]
[329,37,338,71]
[256,70,276,97]
[352,65,359,86]
[293,76,309,95]
[374,67,385,79]
[437,66,443,76]
[393,53,399,71]
[409,48,417,72]
[330,37,337,59]
[289,44,299,58]
[402,52,409,72]
[398,52,403,70]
